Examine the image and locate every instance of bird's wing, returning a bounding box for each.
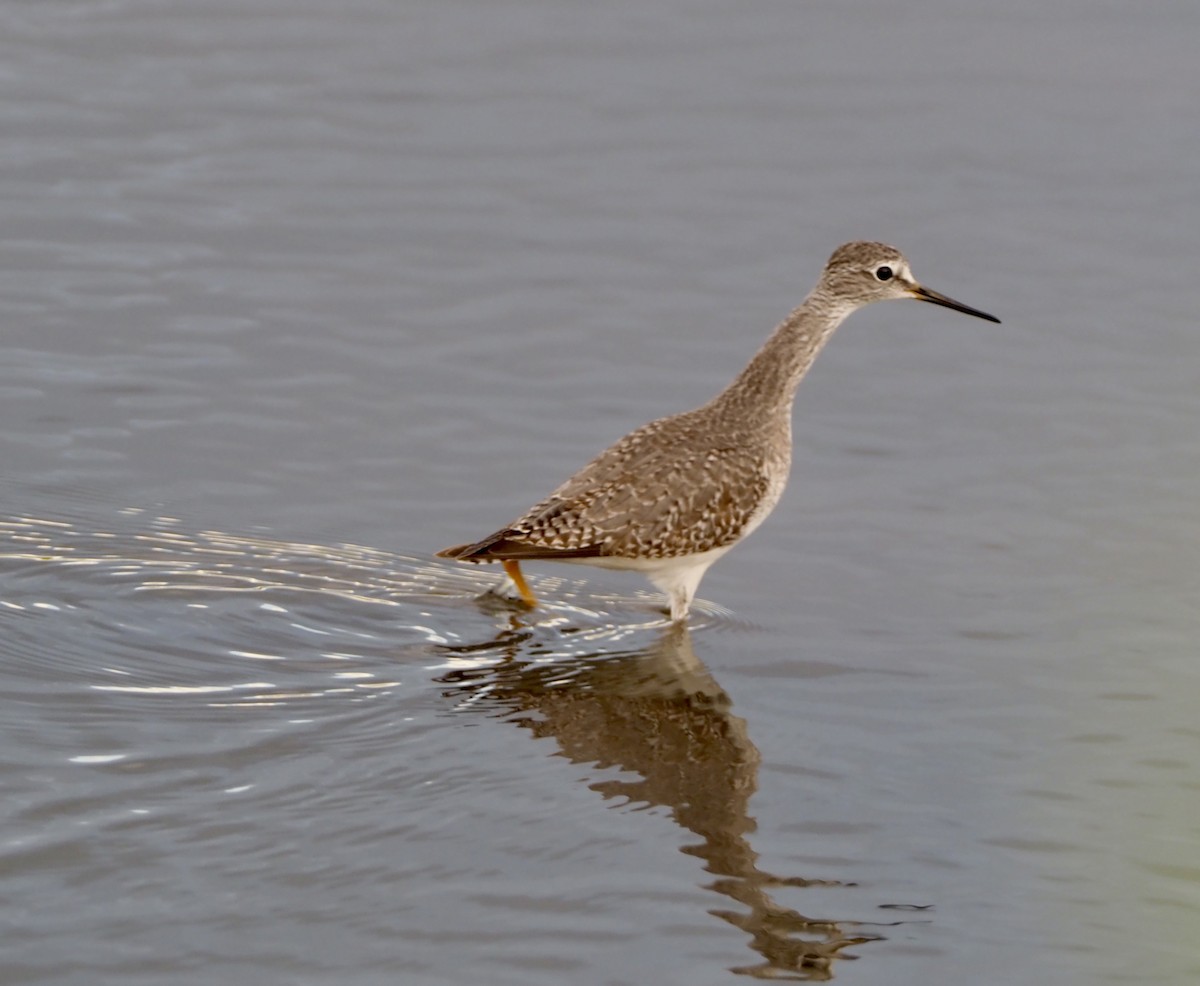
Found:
[439,412,778,562]
[511,438,773,559]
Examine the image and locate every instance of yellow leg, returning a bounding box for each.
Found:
[502,560,538,608]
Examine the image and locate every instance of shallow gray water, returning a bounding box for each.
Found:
[1,1,1198,983]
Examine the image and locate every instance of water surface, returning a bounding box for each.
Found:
[1,1,1198,983]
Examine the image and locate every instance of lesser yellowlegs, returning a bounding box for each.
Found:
[438,242,999,621]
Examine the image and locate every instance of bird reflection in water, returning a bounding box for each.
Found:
[434,622,886,980]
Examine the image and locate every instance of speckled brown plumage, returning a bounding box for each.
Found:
[438,241,999,621]
[443,412,777,560]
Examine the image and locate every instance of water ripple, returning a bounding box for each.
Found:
[0,509,745,722]
[0,508,875,981]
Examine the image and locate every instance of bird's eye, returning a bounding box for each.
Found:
[875,266,893,281]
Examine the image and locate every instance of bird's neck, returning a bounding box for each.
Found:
[709,287,852,428]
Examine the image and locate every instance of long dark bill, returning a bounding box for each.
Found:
[911,284,1000,324]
